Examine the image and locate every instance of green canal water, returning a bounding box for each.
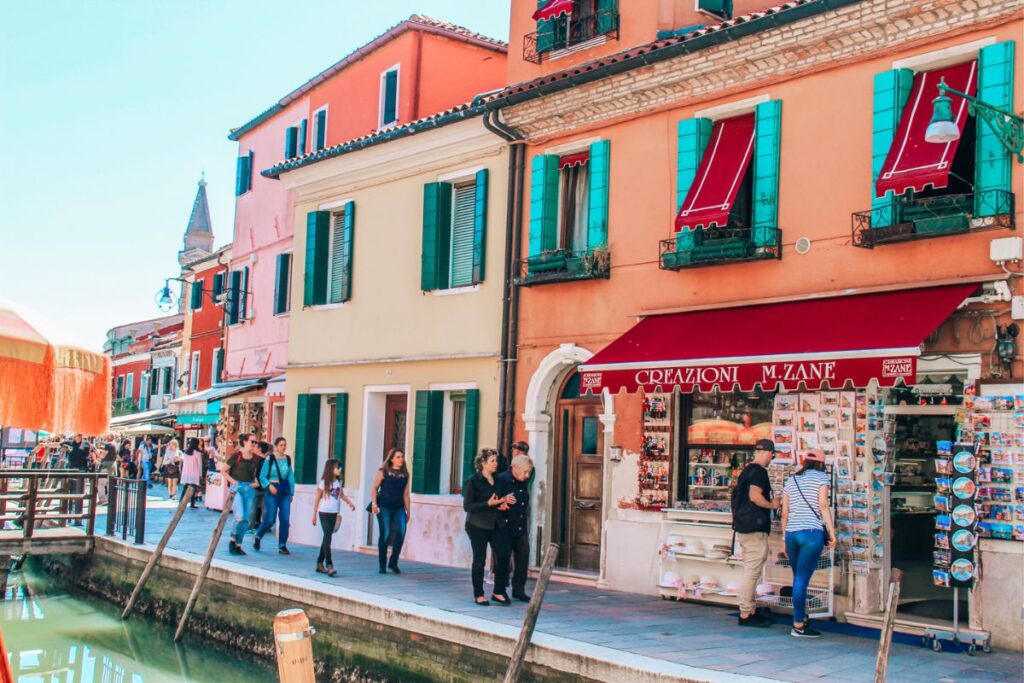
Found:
[1,566,277,683]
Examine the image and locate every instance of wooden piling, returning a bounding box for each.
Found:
[273,608,316,683]
[174,487,236,642]
[503,543,559,683]
[122,486,194,619]
[874,567,903,683]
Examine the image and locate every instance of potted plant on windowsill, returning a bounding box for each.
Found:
[527,249,569,274]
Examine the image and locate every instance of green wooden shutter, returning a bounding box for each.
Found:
[450,184,476,287]
[411,390,444,494]
[462,389,480,488]
[472,169,488,284]
[212,272,225,298]
[529,154,560,256]
[295,394,320,486]
[304,211,330,306]
[227,271,241,324]
[247,151,254,191]
[975,41,1015,217]
[298,119,308,155]
[587,141,611,250]
[752,99,783,247]
[383,70,399,125]
[315,110,327,151]
[235,155,250,196]
[597,0,619,35]
[240,267,249,319]
[190,280,202,310]
[677,118,713,211]
[285,126,298,159]
[871,68,914,228]
[333,393,348,463]
[421,183,452,291]
[536,0,557,55]
[340,201,355,302]
[273,253,290,314]
[212,348,223,385]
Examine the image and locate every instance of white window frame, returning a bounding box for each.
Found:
[190,351,201,392]
[124,372,134,401]
[438,391,469,495]
[378,64,401,129]
[312,105,329,151]
[293,117,307,157]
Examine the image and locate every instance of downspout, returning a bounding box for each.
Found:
[482,108,525,452]
[411,31,424,120]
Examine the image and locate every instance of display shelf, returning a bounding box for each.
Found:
[658,585,741,605]
[663,553,743,566]
[688,461,732,467]
[690,484,728,489]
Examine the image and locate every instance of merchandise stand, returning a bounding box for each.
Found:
[923,587,991,654]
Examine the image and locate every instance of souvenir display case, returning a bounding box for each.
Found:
[637,393,672,510]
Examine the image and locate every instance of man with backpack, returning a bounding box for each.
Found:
[732,438,780,628]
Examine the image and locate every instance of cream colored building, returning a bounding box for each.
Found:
[269,111,510,566]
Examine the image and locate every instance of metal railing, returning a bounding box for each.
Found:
[523,4,619,64]
[0,470,101,538]
[106,476,147,544]
[515,248,611,286]
[852,189,1014,248]
[112,397,140,416]
[660,226,782,269]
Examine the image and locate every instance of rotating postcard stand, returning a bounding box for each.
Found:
[925,441,991,655]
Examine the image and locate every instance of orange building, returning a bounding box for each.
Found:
[489,0,1022,648]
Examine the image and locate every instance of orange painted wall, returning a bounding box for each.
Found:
[417,33,508,113]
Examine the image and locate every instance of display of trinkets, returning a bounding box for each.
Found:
[637,393,672,510]
[963,388,1024,542]
[932,440,980,588]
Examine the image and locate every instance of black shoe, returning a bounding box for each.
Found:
[738,613,771,628]
[326,566,337,577]
[474,597,490,606]
[229,541,246,556]
[492,593,511,606]
[379,567,387,574]
[790,624,822,638]
[279,546,290,555]
[253,536,261,551]
[389,565,401,574]
[512,592,531,602]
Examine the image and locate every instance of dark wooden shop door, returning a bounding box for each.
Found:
[554,400,604,572]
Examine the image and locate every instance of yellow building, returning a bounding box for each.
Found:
[267,110,511,565]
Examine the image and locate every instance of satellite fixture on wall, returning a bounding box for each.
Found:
[156,286,178,313]
[795,237,812,255]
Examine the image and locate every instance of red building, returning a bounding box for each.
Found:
[107,315,183,416]
[181,246,230,395]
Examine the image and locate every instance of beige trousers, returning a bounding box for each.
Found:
[737,531,769,615]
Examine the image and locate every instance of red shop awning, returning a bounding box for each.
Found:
[875,61,977,198]
[533,0,574,21]
[675,113,755,231]
[579,283,977,394]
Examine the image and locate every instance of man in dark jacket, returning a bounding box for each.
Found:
[495,454,534,601]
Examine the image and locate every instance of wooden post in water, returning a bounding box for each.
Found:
[173,488,235,642]
[874,567,903,683]
[122,486,195,619]
[504,543,559,683]
[273,609,316,683]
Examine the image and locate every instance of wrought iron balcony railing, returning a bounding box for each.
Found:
[852,189,1014,248]
[524,4,619,64]
[660,226,782,270]
[112,398,140,417]
[515,248,611,286]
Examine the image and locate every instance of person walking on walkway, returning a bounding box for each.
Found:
[463,449,514,606]
[118,439,136,479]
[370,448,410,574]
[781,449,836,638]
[180,438,204,509]
[496,454,534,602]
[222,434,261,556]
[137,436,155,489]
[254,437,296,554]
[731,438,780,628]
[250,441,270,531]
[312,458,355,576]
[163,439,181,499]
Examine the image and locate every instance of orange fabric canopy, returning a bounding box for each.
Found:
[0,303,110,435]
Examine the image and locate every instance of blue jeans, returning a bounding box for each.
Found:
[376,507,407,569]
[141,459,152,485]
[256,493,291,548]
[785,529,825,626]
[230,482,256,543]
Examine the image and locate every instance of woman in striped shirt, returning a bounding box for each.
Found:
[781,449,837,638]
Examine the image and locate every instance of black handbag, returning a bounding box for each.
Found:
[792,475,833,545]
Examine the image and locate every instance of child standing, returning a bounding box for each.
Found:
[312,459,355,576]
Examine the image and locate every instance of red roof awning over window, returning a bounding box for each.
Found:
[533,0,574,22]
[559,151,589,168]
[579,284,977,394]
[875,61,977,198]
[675,114,755,231]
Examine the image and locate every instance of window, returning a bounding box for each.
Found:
[149,370,159,395]
[380,66,399,128]
[190,352,200,392]
[228,270,242,324]
[534,0,618,56]
[557,154,590,253]
[161,367,172,395]
[235,151,254,196]
[313,107,328,151]
[421,171,488,292]
[190,278,204,311]
[211,348,223,386]
[274,253,292,315]
[212,272,225,300]
[295,393,348,485]
[328,211,352,303]
[125,372,134,400]
[116,375,125,399]
[447,394,468,493]
[284,126,299,159]
[697,0,732,20]
[413,389,479,495]
[304,205,354,306]
[298,118,308,156]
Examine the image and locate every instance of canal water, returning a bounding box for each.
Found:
[1,565,277,682]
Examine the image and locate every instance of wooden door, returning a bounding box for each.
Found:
[553,400,604,572]
[383,394,408,460]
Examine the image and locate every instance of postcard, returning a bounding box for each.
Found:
[819,405,839,420]
[799,393,820,412]
[838,408,854,431]
[840,392,856,408]
[797,432,818,450]
[772,427,794,445]
[819,430,839,445]
[774,394,798,411]
[774,410,795,427]
[1014,526,1024,542]
[819,417,839,432]
[837,441,853,460]
[836,456,852,479]
[798,412,818,432]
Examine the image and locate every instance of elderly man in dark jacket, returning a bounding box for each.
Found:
[495,454,534,601]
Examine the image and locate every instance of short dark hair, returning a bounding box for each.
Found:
[238,434,250,446]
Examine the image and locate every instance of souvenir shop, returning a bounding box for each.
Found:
[578,283,1023,649]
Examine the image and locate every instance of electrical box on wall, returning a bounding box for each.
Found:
[989,236,1022,264]
[1013,295,1024,321]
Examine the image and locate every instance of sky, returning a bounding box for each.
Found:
[0,0,510,352]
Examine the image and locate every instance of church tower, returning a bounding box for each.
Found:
[179,176,214,267]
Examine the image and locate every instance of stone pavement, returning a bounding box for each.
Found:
[109,489,1022,683]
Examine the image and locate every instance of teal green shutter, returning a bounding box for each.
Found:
[190,280,203,310]
[273,253,290,314]
[295,394,320,485]
[285,126,298,159]
[871,69,914,228]
[304,211,330,306]
[333,393,348,464]
[340,201,355,302]
[227,271,241,324]
[247,151,254,191]
[411,390,443,494]
[587,141,611,250]
[298,119,308,155]
[240,267,249,319]
[315,110,327,151]
[529,154,560,256]
[212,272,225,298]
[975,41,1015,217]
[383,70,399,125]
[212,348,223,385]
[597,0,619,35]
[421,183,452,291]
[235,155,250,196]
[472,169,488,284]
[677,118,713,211]
[752,99,783,247]
[462,389,480,488]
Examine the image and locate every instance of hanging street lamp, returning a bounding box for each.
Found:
[925,77,1024,163]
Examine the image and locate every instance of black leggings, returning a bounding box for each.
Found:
[466,524,508,598]
[180,483,198,506]
[318,512,338,566]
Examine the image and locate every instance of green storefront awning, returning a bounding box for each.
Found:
[175,413,219,426]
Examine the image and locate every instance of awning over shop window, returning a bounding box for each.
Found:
[109,408,171,430]
[265,374,286,398]
[875,61,977,198]
[675,113,755,231]
[533,0,574,21]
[168,379,265,415]
[579,283,977,394]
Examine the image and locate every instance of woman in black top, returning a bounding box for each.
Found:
[463,449,515,605]
[370,448,411,574]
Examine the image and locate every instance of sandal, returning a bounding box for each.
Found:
[475,597,490,606]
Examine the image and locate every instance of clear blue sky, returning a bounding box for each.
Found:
[0,1,510,351]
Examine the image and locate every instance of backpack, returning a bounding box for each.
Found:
[730,464,769,533]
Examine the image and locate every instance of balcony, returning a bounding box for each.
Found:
[660,227,782,270]
[524,3,619,64]
[852,190,1014,248]
[112,398,139,417]
[515,248,611,286]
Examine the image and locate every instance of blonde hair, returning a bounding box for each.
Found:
[475,448,499,473]
[168,439,179,449]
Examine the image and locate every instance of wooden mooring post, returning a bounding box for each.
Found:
[122,486,195,619]
[274,609,316,683]
[875,567,903,683]
[503,543,559,683]
[174,488,236,642]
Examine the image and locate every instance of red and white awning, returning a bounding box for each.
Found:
[533,0,574,22]
[875,61,977,198]
[579,284,977,394]
[675,114,755,231]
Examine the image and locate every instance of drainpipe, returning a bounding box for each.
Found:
[411,31,424,120]
[482,109,525,452]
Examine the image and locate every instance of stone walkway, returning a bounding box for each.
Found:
[110,491,1022,683]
